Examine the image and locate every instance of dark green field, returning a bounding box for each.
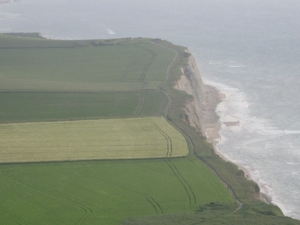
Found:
[0,34,299,225]
[0,90,166,123]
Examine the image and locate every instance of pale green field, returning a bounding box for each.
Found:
[0,117,188,163]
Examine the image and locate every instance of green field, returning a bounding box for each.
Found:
[0,36,175,92]
[0,91,166,123]
[0,158,234,225]
[0,117,188,163]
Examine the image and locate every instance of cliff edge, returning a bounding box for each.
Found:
[175,51,220,143]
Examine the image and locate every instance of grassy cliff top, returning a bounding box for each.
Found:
[0,34,298,225]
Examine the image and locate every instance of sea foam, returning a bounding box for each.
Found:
[203,79,300,219]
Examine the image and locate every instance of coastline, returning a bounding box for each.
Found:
[174,50,223,150]
[175,50,271,204]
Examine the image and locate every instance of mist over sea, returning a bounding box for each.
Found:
[1,0,300,219]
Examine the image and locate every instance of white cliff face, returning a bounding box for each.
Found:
[175,53,220,142]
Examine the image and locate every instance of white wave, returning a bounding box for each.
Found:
[106,28,115,35]
[284,130,300,135]
[203,78,300,219]
[0,12,21,21]
[208,61,221,65]
[228,65,245,68]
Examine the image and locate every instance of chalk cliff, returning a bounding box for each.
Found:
[175,51,220,142]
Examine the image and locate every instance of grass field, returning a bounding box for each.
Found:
[0,36,175,92]
[0,117,188,163]
[0,35,172,123]
[0,158,234,225]
[0,90,166,123]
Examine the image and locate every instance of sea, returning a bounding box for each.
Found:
[1,0,300,219]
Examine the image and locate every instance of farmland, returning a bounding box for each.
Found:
[0,90,166,123]
[0,158,234,224]
[0,36,175,92]
[0,117,188,163]
[1,34,298,225]
[1,34,229,224]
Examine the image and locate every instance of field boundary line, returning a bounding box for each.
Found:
[5,172,92,225]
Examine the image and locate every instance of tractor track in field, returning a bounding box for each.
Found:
[0,208,28,225]
[5,172,93,225]
[77,170,164,214]
[160,89,172,118]
[133,93,144,116]
[164,159,197,206]
[147,196,164,214]
[149,118,172,157]
[150,41,178,84]
[136,45,157,87]
[169,160,197,205]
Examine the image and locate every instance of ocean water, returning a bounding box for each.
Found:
[1,0,300,219]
